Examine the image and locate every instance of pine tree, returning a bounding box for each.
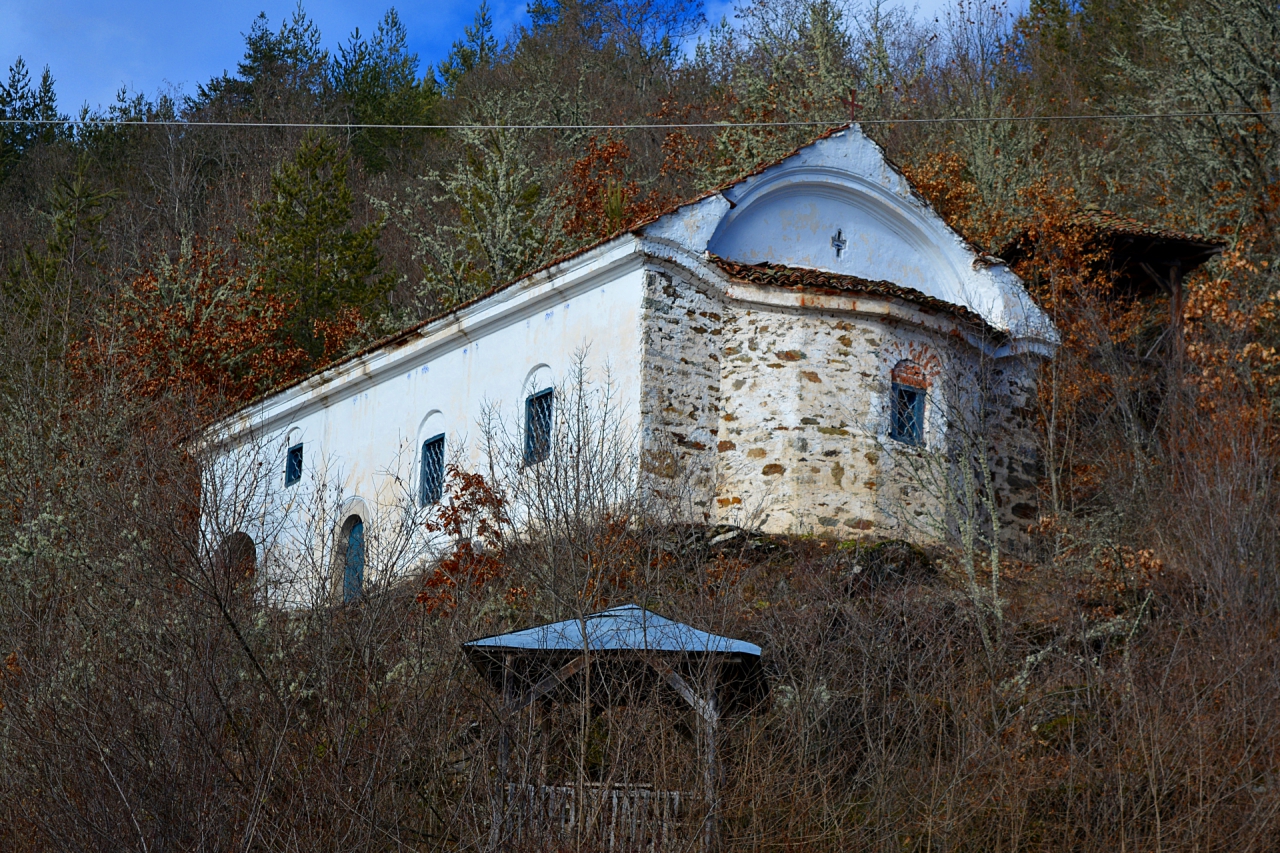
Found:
[251,134,390,360]
[437,2,498,94]
[0,57,66,181]
[333,8,439,173]
[238,2,326,82]
[193,2,328,111]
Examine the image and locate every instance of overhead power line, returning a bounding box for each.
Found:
[0,110,1276,130]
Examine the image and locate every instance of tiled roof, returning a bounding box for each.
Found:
[710,255,1001,336]
[1072,208,1227,248]
[212,124,1008,425]
[212,128,863,423]
[623,123,853,233]
[993,208,1227,271]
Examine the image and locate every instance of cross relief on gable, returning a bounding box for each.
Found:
[831,229,847,258]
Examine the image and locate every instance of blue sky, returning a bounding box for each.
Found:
[1,0,964,115]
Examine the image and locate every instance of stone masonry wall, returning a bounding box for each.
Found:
[985,355,1045,547]
[638,269,725,521]
[639,266,1045,546]
[712,301,972,537]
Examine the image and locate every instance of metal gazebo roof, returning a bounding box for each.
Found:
[463,604,761,656]
[465,605,762,851]
[463,604,766,714]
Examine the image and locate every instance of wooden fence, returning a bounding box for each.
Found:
[501,782,693,852]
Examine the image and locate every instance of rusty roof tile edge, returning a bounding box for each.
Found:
[207,123,995,433]
[1073,208,1229,247]
[708,255,1004,338]
[204,233,642,433]
[997,210,1229,262]
[207,127,861,430]
[624,123,853,233]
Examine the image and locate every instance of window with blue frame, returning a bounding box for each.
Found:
[343,518,364,603]
[420,434,445,505]
[524,388,554,465]
[889,360,928,446]
[889,383,925,445]
[285,442,303,486]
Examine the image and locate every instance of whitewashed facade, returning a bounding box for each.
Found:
[203,125,1058,600]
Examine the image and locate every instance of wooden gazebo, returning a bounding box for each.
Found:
[463,604,765,851]
[997,208,1227,340]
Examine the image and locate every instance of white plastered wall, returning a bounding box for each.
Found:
[202,242,649,605]
[201,124,1062,592]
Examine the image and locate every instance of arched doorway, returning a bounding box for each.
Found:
[216,532,256,587]
[341,516,365,603]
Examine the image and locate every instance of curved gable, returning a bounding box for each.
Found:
[708,169,960,300]
[642,126,1058,354]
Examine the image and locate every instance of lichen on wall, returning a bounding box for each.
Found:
[712,300,952,535]
[983,355,1045,543]
[639,265,1045,550]
[638,269,724,520]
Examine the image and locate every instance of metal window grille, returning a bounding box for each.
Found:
[285,443,303,486]
[343,519,364,603]
[889,383,925,446]
[420,434,446,505]
[524,388,554,465]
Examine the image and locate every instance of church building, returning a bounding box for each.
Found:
[205,124,1060,599]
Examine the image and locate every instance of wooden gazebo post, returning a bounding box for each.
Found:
[488,653,514,851]
[653,657,723,850]
[463,605,764,853]
[702,662,720,853]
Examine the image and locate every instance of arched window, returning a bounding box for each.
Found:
[522,365,554,466]
[416,410,446,505]
[420,433,445,505]
[524,388,554,465]
[285,442,303,486]
[342,517,365,603]
[889,360,928,447]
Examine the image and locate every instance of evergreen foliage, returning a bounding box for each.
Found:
[378,108,564,310]
[333,9,439,173]
[238,3,327,81]
[2,0,1274,373]
[0,58,65,181]
[192,2,329,111]
[2,3,1280,850]
[437,1,499,94]
[250,133,389,359]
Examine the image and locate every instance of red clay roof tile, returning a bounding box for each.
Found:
[709,255,1002,337]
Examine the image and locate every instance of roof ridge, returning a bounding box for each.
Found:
[208,126,860,428]
[708,254,1002,336]
[1070,208,1227,247]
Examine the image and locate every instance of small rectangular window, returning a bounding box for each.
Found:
[420,434,446,505]
[889,384,925,446]
[524,388,554,465]
[285,443,304,486]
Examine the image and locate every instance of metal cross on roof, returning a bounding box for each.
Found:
[839,88,863,123]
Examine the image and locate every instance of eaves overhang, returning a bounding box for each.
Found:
[205,235,645,447]
[636,238,1055,360]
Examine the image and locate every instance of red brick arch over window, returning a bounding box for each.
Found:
[891,359,930,389]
